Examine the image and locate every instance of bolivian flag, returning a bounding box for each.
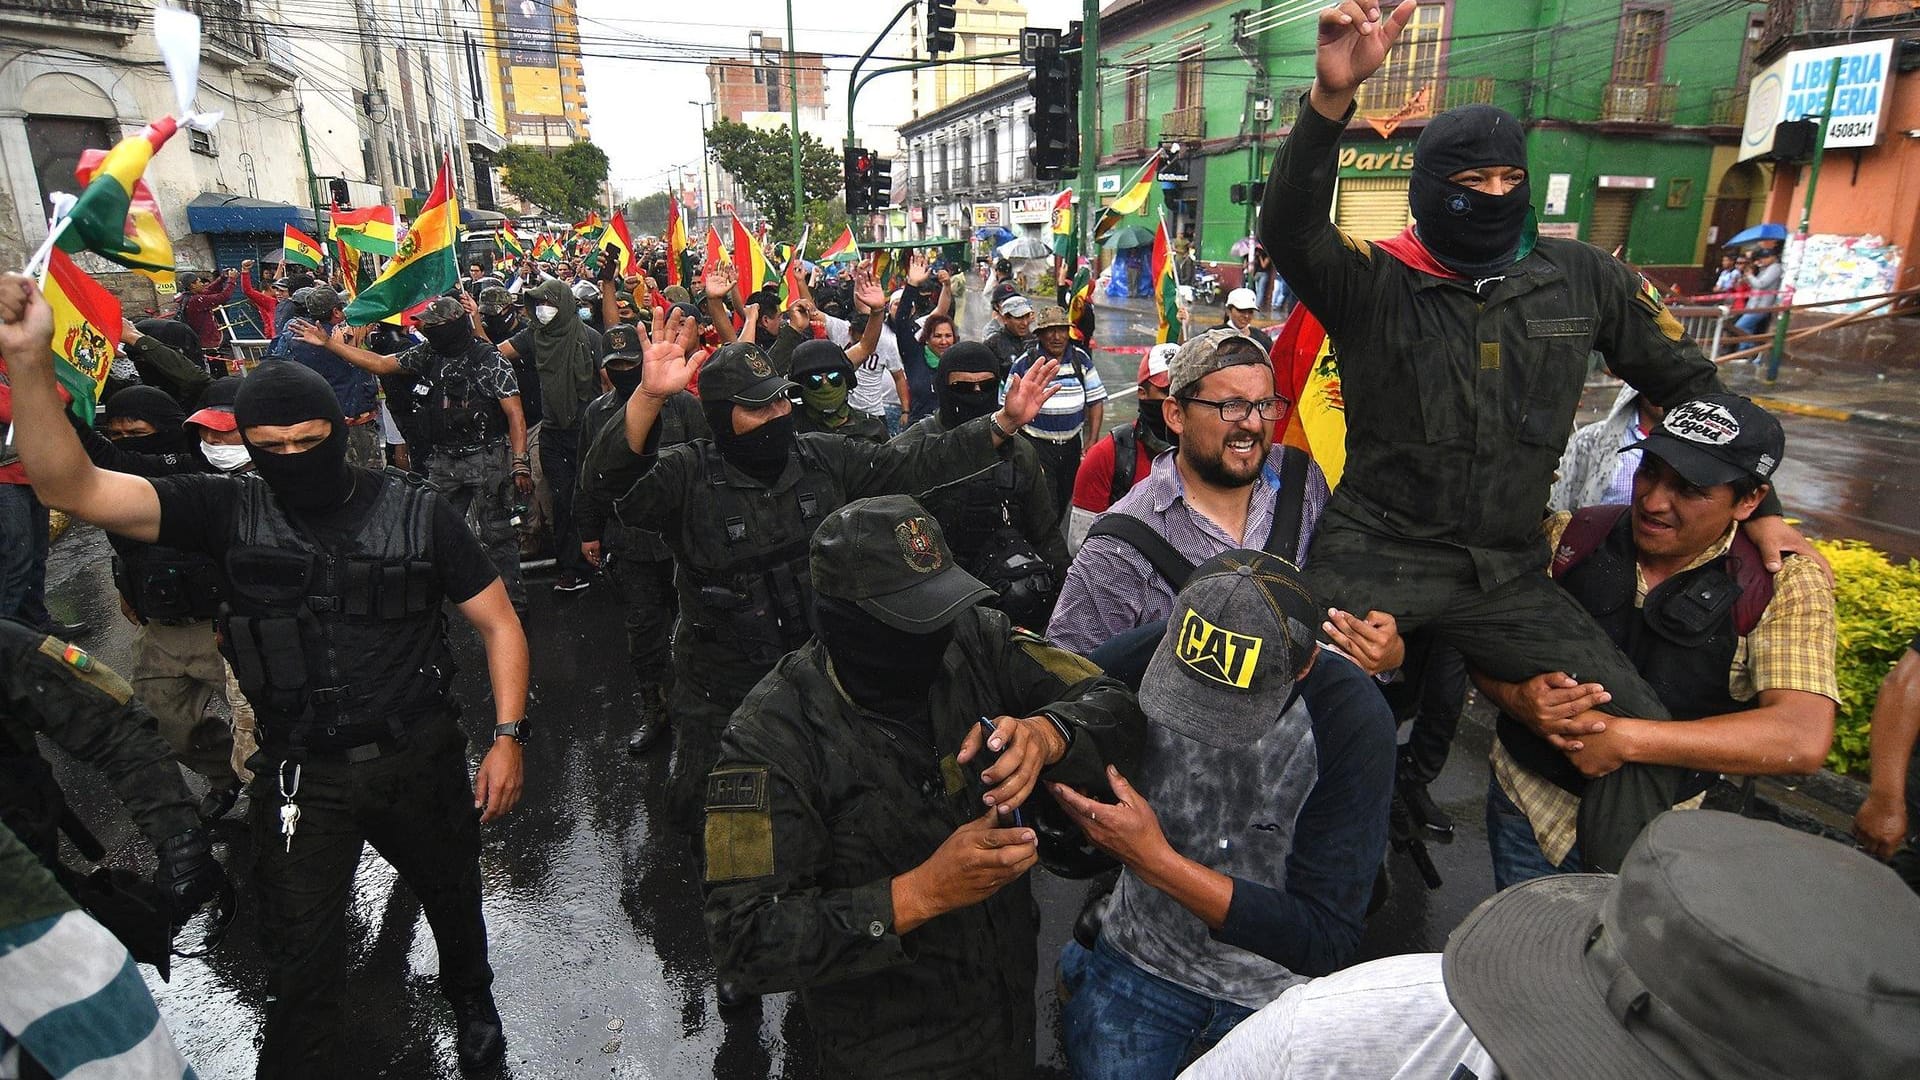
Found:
[43,249,121,423]
[664,200,689,286]
[1093,150,1162,246]
[344,156,457,324]
[282,225,324,269]
[531,233,561,263]
[1151,214,1180,345]
[497,230,526,260]
[573,211,602,236]
[1066,263,1094,346]
[781,224,810,303]
[1272,304,1347,488]
[598,213,639,278]
[729,213,767,296]
[55,116,179,284]
[1050,189,1074,260]
[703,226,727,276]
[817,225,858,264]
[330,205,397,256]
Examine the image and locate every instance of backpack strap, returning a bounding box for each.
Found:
[1262,445,1310,564]
[1724,531,1777,636]
[1550,505,1630,579]
[1086,513,1198,591]
[1108,425,1139,506]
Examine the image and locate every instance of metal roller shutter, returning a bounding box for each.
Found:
[1588,190,1637,257]
[1335,177,1412,241]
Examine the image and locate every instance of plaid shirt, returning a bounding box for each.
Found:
[1047,450,1329,657]
[1493,512,1839,864]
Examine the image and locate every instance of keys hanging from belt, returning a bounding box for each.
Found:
[278,760,302,853]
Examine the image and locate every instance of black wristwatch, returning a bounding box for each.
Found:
[493,719,531,746]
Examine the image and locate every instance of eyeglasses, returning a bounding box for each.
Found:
[803,371,846,389]
[1178,395,1291,423]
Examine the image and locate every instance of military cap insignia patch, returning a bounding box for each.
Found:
[896,516,944,573]
[745,351,773,378]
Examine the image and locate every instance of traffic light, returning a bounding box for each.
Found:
[866,155,894,211]
[328,178,351,209]
[925,0,957,57]
[1027,44,1078,180]
[844,146,873,213]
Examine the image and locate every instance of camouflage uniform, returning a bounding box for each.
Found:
[428,445,524,609]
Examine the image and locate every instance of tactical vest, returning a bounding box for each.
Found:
[678,443,835,667]
[113,544,227,623]
[1496,505,1774,797]
[1108,424,1139,506]
[938,456,1058,629]
[424,343,506,455]
[218,469,453,747]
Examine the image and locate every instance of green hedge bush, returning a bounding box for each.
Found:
[1817,539,1920,775]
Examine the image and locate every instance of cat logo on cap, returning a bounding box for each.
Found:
[895,516,944,573]
[1175,609,1263,689]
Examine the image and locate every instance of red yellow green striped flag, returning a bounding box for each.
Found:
[531,233,561,263]
[497,229,526,260]
[781,224,810,302]
[729,213,768,296]
[817,225,858,264]
[43,248,121,423]
[1066,263,1094,347]
[598,214,639,278]
[664,199,689,287]
[1050,189,1075,260]
[1152,214,1180,345]
[344,156,457,324]
[1093,150,1162,246]
[703,226,727,276]
[282,225,324,269]
[572,211,602,236]
[54,116,179,284]
[329,205,397,256]
[1272,304,1347,488]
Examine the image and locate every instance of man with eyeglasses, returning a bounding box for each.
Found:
[1048,329,1403,679]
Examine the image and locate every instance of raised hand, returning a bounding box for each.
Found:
[704,259,737,300]
[1000,356,1062,429]
[1316,2,1419,97]
[906,250,931,287]
[639,307,704,398]
[0,273,54,370]
[852,263,886,312]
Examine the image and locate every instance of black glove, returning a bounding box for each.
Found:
[597,247,619,284]
[154,827,225,922]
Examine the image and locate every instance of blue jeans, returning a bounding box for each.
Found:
[0,482,51,627]
[882,403,903,437]
[1486,774,1583,890]
[1734,310,1772,338]
[1059,937,1255,1080]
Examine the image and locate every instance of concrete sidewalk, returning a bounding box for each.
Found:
[1718,361,1920,432]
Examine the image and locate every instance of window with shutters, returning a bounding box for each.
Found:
[1356,4,1446,115]
[1613,5,1669,84]
[1125,58,1148,121]
[1589,190,1638,256]
[1176,46,1204,110]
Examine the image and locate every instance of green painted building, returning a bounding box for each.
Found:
[1092,0,1774,288]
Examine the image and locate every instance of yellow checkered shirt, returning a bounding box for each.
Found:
[1491,512,1838,865]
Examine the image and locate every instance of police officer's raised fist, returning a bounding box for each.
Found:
[0,273,54,367]
[1315,1,1419,95]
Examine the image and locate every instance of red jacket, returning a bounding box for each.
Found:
[178,276,236,350]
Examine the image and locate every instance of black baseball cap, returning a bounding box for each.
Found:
[602,323,645,362]
[810,495,994,633]
[1623,393,1784,487]
[698,342,794,406]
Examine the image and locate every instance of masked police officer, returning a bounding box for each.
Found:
[574,323,709,753]
[585,311,1062,848]
[703,495,1143,1076]
[896,341,1067,629]
[1,270,531,1079]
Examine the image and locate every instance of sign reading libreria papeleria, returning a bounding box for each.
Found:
[1741,39,1896,162]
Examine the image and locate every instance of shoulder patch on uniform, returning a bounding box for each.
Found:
[1013,629,1104,684]
[35,637,132,705]
[1334,228,1375,261]
[704,767,774,883]
[1631,274,1687,341]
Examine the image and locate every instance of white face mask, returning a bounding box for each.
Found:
[534,305,559,325]
[201,441,253,472]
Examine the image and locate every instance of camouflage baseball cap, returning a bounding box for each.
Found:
[1169,326,1270,399]
[417,295,466,327]
[476,286,515,315]
[300,285,343,320]
[602,323,645,362]
[698,342,794,406]
[810,495,994,632]
[1033,304,1071,332]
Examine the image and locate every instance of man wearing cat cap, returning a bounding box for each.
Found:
[0,270,531,1078]
[1257,1,1823,871]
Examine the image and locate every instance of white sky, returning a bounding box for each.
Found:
[575,1,1085,200]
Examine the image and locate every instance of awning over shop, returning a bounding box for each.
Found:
[185,194,320,236]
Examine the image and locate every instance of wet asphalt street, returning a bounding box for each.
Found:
[34,287,1915,1078]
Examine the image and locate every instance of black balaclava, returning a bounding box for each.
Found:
[790,339,856,423]
[605,362,644,399]
[702,398,795,486]
[1408,104,1532,278]
[936,341,1001,430]
[482,310,520,343]
[234,360,354,512]
[135,318,207,371]
[812,593,953,721]
[101,385,190,457]
[1136,397,1175,450]
[421,317,474,356]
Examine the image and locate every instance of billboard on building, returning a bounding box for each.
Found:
[1740,39,1895,162]
[1008,195,1055,225]
[504,0,557,68]
[510,67,563,116]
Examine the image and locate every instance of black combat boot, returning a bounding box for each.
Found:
[716,978,759,1011]
[626,684,670,755]
[1400,778,1455,843]
[448,989,505,1074]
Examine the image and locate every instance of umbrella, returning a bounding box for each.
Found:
[1103,225,1155,250]
[974,225,1014,244]
[1725,223,1788,247]
[1230,236,1258,258]
[996,236,1054,259]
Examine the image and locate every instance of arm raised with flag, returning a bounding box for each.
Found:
[0,273,163,542]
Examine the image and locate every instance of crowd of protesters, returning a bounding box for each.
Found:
[2,2,1919,1078]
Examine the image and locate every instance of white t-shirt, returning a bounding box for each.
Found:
[1178,954,1501,1080]
[825,314,904,416]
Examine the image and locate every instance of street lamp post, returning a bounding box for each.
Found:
[785,0,804,232]
[689,100,714,235]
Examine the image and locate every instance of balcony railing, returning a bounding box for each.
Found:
[981,159,999,187]
[1601,80,1678,124]
[1710,87,1748,127]
[951,164,972,190]
[0,0,142,31]
[1345,74,1494,126]
[1273,84,1313,129]
[1112,117,1147,156]
[1160,105,1206,142]
[192,0,265,63]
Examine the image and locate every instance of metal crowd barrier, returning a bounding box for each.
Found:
[1670,304,1731,357]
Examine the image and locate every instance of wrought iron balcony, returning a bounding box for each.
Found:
[1159,105,1206,142]
[1710,87,1749,127]
[1112,117,1147,156]
[1601,80,1678,124]
[0,0,141,34]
